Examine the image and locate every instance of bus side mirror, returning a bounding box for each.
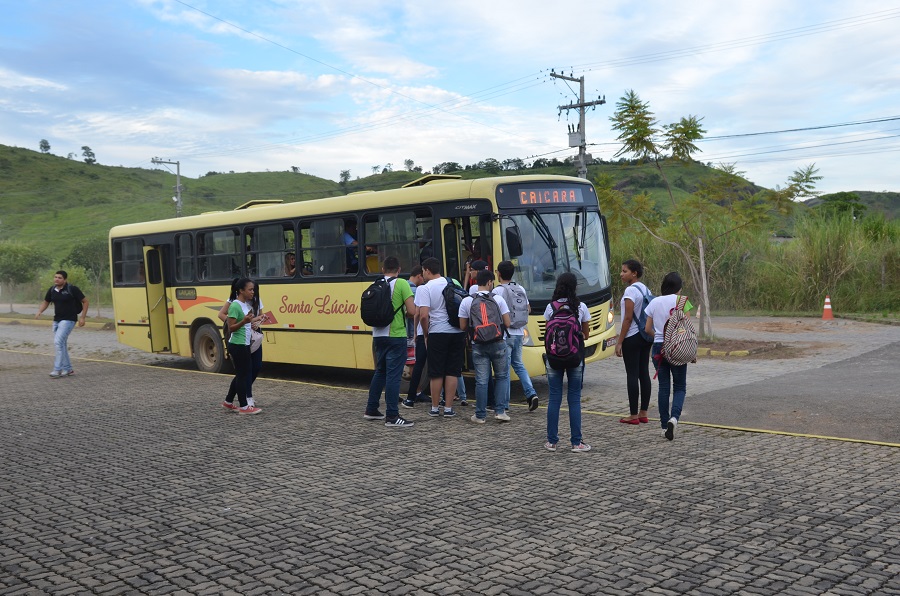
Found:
[600,214,610,262]
[505,227,523,258]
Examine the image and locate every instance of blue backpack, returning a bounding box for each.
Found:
[635,284,655,343]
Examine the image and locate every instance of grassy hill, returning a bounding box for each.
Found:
[1,143,896,259]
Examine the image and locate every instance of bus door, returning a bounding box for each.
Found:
[143,246,172,353]
[434,202,494,371]
[435,208,493,284]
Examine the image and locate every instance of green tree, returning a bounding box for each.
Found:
[816,191,867,219]
[63,236,109,317]
[608,90,819,336]
[480,158,501,174]
[0,242,51,312]
[404,159,416,171]
[39,139,51,153]
[82,145,96,165]
[339,169,351,190]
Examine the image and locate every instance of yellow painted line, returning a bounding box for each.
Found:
[574,406,900,449]
[6,347,899,447]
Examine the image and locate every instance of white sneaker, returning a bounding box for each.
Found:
[495,412,511,422]
[665,417,677,441]
[470,415,485,424]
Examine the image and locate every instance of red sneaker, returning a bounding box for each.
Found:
[238,406,262,415]
[222,401,239,411]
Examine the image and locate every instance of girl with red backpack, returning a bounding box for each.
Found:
[542,273,592,453]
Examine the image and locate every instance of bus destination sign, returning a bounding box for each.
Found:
[496,184,591,208]
[518,187,585,205]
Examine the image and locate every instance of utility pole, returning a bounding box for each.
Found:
[551,71,605,179]
[151,157,183,217]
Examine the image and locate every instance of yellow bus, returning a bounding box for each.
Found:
[109,174,617,375]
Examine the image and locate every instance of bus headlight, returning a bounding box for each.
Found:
[522,327,534,346]
[607,309,614,330]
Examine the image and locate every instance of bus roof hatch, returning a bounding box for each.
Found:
[234,199,284,210]
[402,174,463,188]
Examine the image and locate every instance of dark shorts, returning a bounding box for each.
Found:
[426,332,466,379]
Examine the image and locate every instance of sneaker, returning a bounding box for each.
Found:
[49,371,62,378]
[443,408,456,418]
[571,443,592,453]
[238,406,262,415]
[439,398,445,407]
[527,395,539,412]
[414,393,431,403]
[544,442,557,452]
[459,399,468,407]
[385,417,415,428]
[665,417,677,441]
[64,370,75,377]
[429,408,441,417]
[495,412,511,422]
[364,411,385,420]
[400,399,415,409]
[470,415,485,424]
[222,401,239,411]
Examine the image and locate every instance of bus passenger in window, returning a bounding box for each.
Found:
[344,220,375,273]
[283,252,296,276]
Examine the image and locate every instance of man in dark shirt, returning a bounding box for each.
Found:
[35,270,88,378]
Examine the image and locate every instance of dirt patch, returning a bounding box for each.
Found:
[724,320,849,333]
[699,339,778,353]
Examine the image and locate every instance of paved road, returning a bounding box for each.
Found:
[1,316,900,594]
[689,341,899,443]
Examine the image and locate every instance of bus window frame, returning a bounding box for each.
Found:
[196,227,242,282]
[112,237,146,287]
[361,207,433,276]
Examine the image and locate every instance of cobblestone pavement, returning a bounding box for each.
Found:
[2,341,900,595]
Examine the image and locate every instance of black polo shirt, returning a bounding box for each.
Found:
[44,284,85,322]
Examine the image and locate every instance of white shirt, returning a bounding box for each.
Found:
[543,298,591,324]
[645,294,680,343]
[620,281,649,339]
[417,277,464,335]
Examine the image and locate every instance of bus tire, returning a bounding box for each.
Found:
[193,324,227,373]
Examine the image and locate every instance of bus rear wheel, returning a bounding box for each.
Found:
[193,324,227,373]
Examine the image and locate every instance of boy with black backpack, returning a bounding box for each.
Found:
[363,256,416,427]
[459,269,512,423]
[494,260,539,412]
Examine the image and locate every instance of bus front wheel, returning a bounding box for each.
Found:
[193,324,227,373]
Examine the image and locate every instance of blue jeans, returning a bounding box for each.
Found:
[473,341,510,419]
[368,336,407,420]
[651,343,687,428]
[52,320,76,372]
[546,360,584,446]
[505,335,536,401]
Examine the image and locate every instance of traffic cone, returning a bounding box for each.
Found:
[822,295,834,320]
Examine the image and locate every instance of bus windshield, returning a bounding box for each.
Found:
[501,209,610,301]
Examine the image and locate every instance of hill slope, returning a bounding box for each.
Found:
[1,143,895,259]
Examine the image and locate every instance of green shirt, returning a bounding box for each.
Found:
[373,277,413,339]
[227,300,249,345]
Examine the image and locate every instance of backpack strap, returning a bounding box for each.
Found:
[385,276,404,319]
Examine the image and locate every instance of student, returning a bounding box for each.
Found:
[364,257,416,427]
[615,259,652,424]
[645,272,689,441]
[459,269,512,423]
[543,272,592,453]
[219,279,266,407]
[221,278,263,414]
[402,266,433,409]
[35,270,88,378]
[417,257,465,418]
[494,260,538,412]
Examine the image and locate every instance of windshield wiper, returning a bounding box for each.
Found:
[526,209,558,270]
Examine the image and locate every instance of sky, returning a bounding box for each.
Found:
[2,0,900,195]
